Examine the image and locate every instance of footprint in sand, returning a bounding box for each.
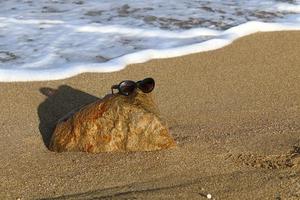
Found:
[229,146,300,169]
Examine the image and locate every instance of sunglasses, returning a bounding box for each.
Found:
[111,77,155,96]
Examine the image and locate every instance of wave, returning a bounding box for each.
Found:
[1,21,299,82]
[0,0,300,81]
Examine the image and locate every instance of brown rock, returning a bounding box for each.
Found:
[49,91,176,153]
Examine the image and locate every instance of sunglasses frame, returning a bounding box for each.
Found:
[111,77,155,96]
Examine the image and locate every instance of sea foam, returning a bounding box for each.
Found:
[0,0,299,82]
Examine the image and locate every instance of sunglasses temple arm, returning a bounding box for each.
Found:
[111,85,118,94]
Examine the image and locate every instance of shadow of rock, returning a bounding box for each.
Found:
[38,85,99,148]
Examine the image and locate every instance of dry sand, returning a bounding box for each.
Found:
[0,31,300,200]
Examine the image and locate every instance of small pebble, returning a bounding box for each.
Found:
[207,194,212,199]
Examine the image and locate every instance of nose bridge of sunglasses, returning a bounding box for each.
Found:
[136,80,142,88]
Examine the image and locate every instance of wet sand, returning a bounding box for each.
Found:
[0,31,300,199]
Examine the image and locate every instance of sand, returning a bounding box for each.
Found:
[0,31,300,200]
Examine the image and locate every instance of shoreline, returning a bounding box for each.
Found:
[1,22,300,82]
[0,31,300,199]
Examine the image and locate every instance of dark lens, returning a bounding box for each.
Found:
[119,81,137,96]
[138,78,155,93]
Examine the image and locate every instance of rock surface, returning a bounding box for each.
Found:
[49,91,176,153]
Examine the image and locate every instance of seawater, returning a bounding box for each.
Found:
[0,0,299,81]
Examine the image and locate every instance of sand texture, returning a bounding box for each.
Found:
[0,31,300,199]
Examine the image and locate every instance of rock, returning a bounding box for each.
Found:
[49,91,176,153]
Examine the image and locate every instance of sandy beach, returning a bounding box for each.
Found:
[0,31,300,199]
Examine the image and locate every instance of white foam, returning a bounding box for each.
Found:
[76,25,221,38]
[0,0,300,82]
[0,17,65,25]
[276,3,300,13]
[1,21,299,82]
